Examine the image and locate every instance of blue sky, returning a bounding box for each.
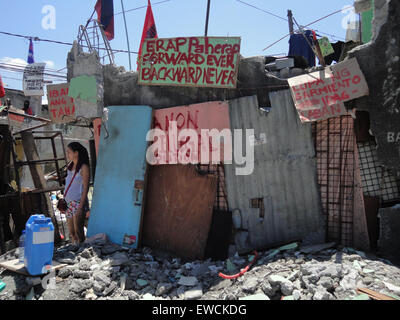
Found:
[0,0,357,93]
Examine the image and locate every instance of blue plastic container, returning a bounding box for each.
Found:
[24,215,54,275]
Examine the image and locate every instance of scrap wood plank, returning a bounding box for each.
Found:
[0,259,67,276]
[356,288,397,300]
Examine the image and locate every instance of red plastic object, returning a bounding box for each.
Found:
[219,251,258,280]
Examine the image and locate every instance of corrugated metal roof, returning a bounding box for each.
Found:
[224,93,324,252]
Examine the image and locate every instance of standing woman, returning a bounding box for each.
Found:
[64,142,90,244]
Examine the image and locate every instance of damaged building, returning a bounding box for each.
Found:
[0,0,400,302]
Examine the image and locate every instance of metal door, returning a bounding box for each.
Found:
[87,106,152,248]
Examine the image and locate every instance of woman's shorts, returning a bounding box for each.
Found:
[65,200,80,219]
[65,199,89,219]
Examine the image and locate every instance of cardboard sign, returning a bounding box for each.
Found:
[23,63,46,96]
[297,102,348,123]
[288,58,369,113]
[8,107,25,128]
[46,83,76,123]
[138,37,241,89]
[151,101,231,164]
[318,37,335,57]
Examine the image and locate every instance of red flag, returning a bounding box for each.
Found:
[0,75,5,98]
[95,0,114,41]
[137,0,158,69]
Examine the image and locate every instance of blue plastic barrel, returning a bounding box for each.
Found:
[24,214,54,275]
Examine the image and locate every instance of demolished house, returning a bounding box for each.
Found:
[1,0,399,277]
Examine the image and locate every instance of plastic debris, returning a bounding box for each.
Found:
[219,251,258,280]
[226,259,236,274]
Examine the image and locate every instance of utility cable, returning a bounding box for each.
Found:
[236,0,287,22]
[262,5,353,51]
[0,31,139,55]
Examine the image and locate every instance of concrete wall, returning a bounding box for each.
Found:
[378,205,400,265]
[3,89,32,112]
[346,0,400,178]
[66,42,289,112]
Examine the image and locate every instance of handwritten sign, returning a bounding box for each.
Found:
[151,101,231,164]
[288,58,369,116]
[23,63,46,96]
[297,103,348,123]
[8,107,25,128]
[46,83,76,123]
[138,37,241,89]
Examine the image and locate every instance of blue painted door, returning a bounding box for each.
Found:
[87,106,152,248]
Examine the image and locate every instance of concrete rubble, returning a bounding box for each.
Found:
[1,239,400,301]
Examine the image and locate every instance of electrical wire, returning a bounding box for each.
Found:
[0,31,139,55]
[0,65,67,79]
[115,0,171,16]
[236,0,287,22]
[262,5,353,51]
[236,0,348,44]
[0,61,67,75]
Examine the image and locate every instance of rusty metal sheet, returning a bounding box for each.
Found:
[224,94,325,253]
[142,164,217,260]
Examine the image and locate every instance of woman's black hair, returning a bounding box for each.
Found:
[67,142,90,172]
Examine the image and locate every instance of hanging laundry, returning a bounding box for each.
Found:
[318,37,335,57]
[288,30,315,67]
[324,41,345,65]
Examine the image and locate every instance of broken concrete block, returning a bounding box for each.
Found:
[239,293,270,300]
[292,290,301,300]
[363,268,375,274]
[142,293,156,300]
[353,261,362,271]
[242,277,259,293]
[110,252,129,266]
[299,242,336,254]
[136,279,148,288]
[184,287,203,300]
[354,0,372,13]
[384,282,400,295]
[178,276,198,287]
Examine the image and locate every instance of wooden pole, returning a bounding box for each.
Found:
[20,131,61,244]
[287,10,294,35]
[204,0,211,36]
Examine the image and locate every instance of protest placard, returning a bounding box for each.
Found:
[287,58,369,122]
[297,103,348,123]
[23,63,46,96]
[47,83,76,123]
[288,58,369,111]
[150,101,231,164]
[138,37,241,89]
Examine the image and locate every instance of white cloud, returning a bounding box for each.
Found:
[0,57,56,69]
[44,60,55,68]
[0,57,27,67]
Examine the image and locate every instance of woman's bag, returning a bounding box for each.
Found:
[57,170,78,213]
